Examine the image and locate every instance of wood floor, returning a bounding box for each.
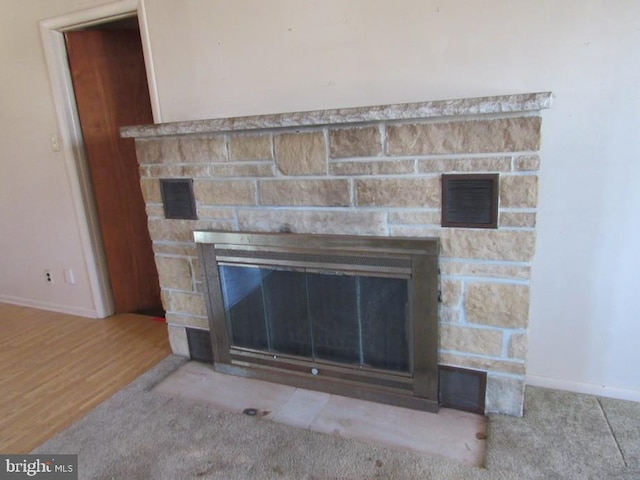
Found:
[0,303,171,453]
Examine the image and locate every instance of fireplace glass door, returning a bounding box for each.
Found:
[219,264,410,372]
[195,231,439,412]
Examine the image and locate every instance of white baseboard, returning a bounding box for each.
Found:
[526,374,640,403]
[0,295,99,319]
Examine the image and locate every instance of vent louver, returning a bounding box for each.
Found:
[186,328,214,364]
[438,365,487,414]
[160,178,197,220]
[441,174,498,228]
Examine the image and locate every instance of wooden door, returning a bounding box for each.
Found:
[65,29,162,315]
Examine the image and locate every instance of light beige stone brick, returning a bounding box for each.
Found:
[500,175,538,208]
[259,179,350,207]
[148,219,234,243]
[237,209,386,236]
[210,163,274,178]
[388,210,441,225]
[440,324,503,356]
[356,177,440,207]
[135,139,160,164]
[158,137,181,161]
[439,308,461,324]
[486,375,525,416]
[146,164,210,178]
[152,242,198,257]
[145,205,165,218]
[514,155,540,171]
[194,180,257,206]
[439,261,531,280]
[330,159,414,176]
[390,227,536,262]
[165,313,209,330]
[465,283,530,328]
[168,291,207,317]
[441,279,462,307]
[508,332,528,360]
[196,207,236,220]
[388,225,434,238]
[155,256,193,291]
[148,219,197,243]
[178,135,226,162]
[386,117,541,155]
[160,289,172,310]
[136,137,183,164]
[167,324,190,357]
[329,126,382,158]
[418,157,511,173]
[140,178,161,204]
[197,220,236,232]
[190,257,203,282]
[274,131,326,175]
[439,353,526,375]
[499,212,536,228]
[229,134,272,161]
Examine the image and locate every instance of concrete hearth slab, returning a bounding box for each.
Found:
[154,361,487,467]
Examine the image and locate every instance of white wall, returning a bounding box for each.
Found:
[2,0,639,400]
[0,0,116,316]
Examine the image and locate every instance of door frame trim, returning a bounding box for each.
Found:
[39,0,162,318]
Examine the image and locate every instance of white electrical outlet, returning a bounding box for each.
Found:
[44,270,54,283]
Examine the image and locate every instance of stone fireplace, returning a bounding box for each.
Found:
[122,92,552,416]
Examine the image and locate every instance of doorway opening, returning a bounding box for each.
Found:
[40,2,163,318]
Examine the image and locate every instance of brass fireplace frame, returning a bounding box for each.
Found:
[195,231,439,412]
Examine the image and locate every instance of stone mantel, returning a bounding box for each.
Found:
[121,92,552,138]
[124,91,552,416]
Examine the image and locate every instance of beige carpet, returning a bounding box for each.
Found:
[33,355,640,479]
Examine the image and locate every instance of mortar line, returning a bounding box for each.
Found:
[597,397,629,467]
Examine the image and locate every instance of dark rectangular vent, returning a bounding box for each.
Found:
[438,365,486,414]
[441,174,498,228]
[186,328,214,364]
[160,178,197,220]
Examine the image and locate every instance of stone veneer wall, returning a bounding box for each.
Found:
[123,93,552,416]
